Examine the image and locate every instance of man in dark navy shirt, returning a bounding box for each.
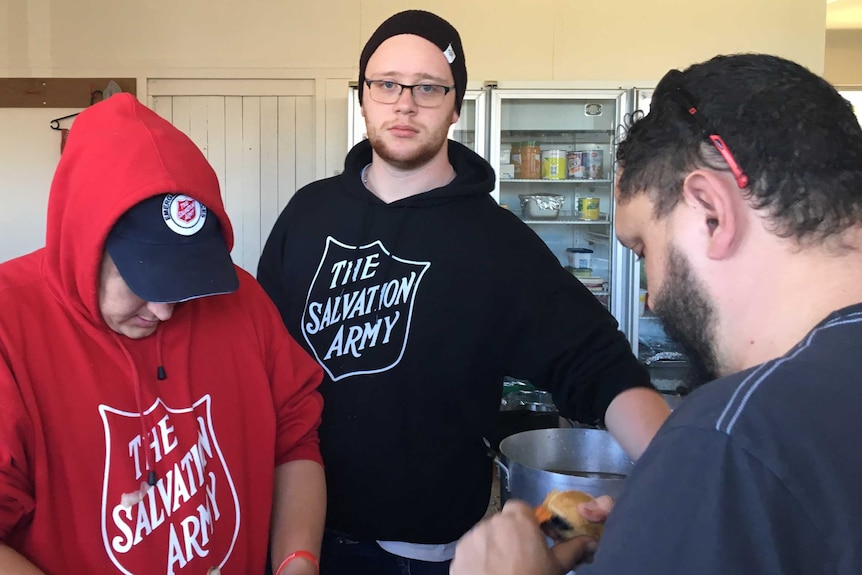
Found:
[452,53,862,575]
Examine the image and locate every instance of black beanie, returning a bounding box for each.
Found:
[358,10,467,113]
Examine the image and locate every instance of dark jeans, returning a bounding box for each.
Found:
[320,529,452,575]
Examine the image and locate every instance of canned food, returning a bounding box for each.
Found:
[542,150,567,180]
[577,197,601,221]
[584,150,604,179]
[567,151,585,179]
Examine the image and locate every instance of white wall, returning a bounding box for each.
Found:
[0,0,828,263]
[826,29,862,85]
[839,90,862,123]
[1,0,827,79]
[0,109,77,262]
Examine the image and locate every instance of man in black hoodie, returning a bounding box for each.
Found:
[257,9,670,575]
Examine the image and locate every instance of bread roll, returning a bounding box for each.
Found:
[535,489,603,540]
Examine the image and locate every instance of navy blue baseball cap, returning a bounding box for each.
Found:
[105,194,239,303]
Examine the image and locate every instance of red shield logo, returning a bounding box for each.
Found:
[98,396,240,574]
[176,199,197,223]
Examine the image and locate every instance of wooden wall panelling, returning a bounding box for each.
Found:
[0,78,137,108]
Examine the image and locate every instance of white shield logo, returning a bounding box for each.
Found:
[302,237,431,381]
[99,395,241,574]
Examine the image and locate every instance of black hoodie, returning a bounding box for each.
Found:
[258,139,652,544]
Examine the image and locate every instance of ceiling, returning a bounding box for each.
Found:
[827,0,862,29]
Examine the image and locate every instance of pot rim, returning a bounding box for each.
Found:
[498,428,634,476]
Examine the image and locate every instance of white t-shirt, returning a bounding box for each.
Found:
[376,539,457,562]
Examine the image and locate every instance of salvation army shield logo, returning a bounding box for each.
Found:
[98,396,240,575]
[176,198,197,223]
[162,194,207,236]
[302,237,431,382]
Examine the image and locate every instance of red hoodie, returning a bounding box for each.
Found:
[0,94,324,574]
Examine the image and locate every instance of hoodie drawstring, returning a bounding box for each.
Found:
[156,327,167,381]
[111,330,166,507]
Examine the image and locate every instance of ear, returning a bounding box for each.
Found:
[451,109,460,125]
[680,170,745,260]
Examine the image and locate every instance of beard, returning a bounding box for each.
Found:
[651,246,721,388]
[366,119,452,170]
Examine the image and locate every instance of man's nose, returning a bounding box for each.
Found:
[147,302,175,321]
[394,86,418,111]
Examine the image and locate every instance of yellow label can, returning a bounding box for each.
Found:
[577,197,600,221]
[541,150,567,180]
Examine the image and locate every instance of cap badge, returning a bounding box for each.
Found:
[443,43,456,64]
[162,194,207,236]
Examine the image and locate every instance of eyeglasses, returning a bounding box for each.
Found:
[668,80,749,189]
[364,80,454,108]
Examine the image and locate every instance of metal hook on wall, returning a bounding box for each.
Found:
[49,88,104,130]
[49,113,80,131]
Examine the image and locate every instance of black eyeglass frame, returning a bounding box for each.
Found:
[667,80,750,189]
[363,79,455,107]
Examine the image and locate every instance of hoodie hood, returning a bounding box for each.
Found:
[44,93,233,327]
[341,138,495,205]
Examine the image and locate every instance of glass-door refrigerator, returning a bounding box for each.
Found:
[629,87,692,394]
[347,82,487,154]
[487,84,635,342]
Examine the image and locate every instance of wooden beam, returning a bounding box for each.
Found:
[0,78,137,108]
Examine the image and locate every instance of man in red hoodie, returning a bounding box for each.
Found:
[0,94,325,575]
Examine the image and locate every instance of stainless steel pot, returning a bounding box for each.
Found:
[495,428,633,506]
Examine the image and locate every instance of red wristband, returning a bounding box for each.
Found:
[275,550,319,575]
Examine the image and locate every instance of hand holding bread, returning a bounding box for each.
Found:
[451,493,614,575]
[534,489,613,541]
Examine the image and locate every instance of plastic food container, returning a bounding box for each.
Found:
[520,141,542,179]
[566,247,593,269]
[518,194,565,220]
[578,276,606,290]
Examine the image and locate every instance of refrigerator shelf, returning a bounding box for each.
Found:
[500,179,613,184]
[584,230,611,242]
[521,216,610,225]
[499,129,614,136]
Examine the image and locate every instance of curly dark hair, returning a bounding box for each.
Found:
[617,54,862,245]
